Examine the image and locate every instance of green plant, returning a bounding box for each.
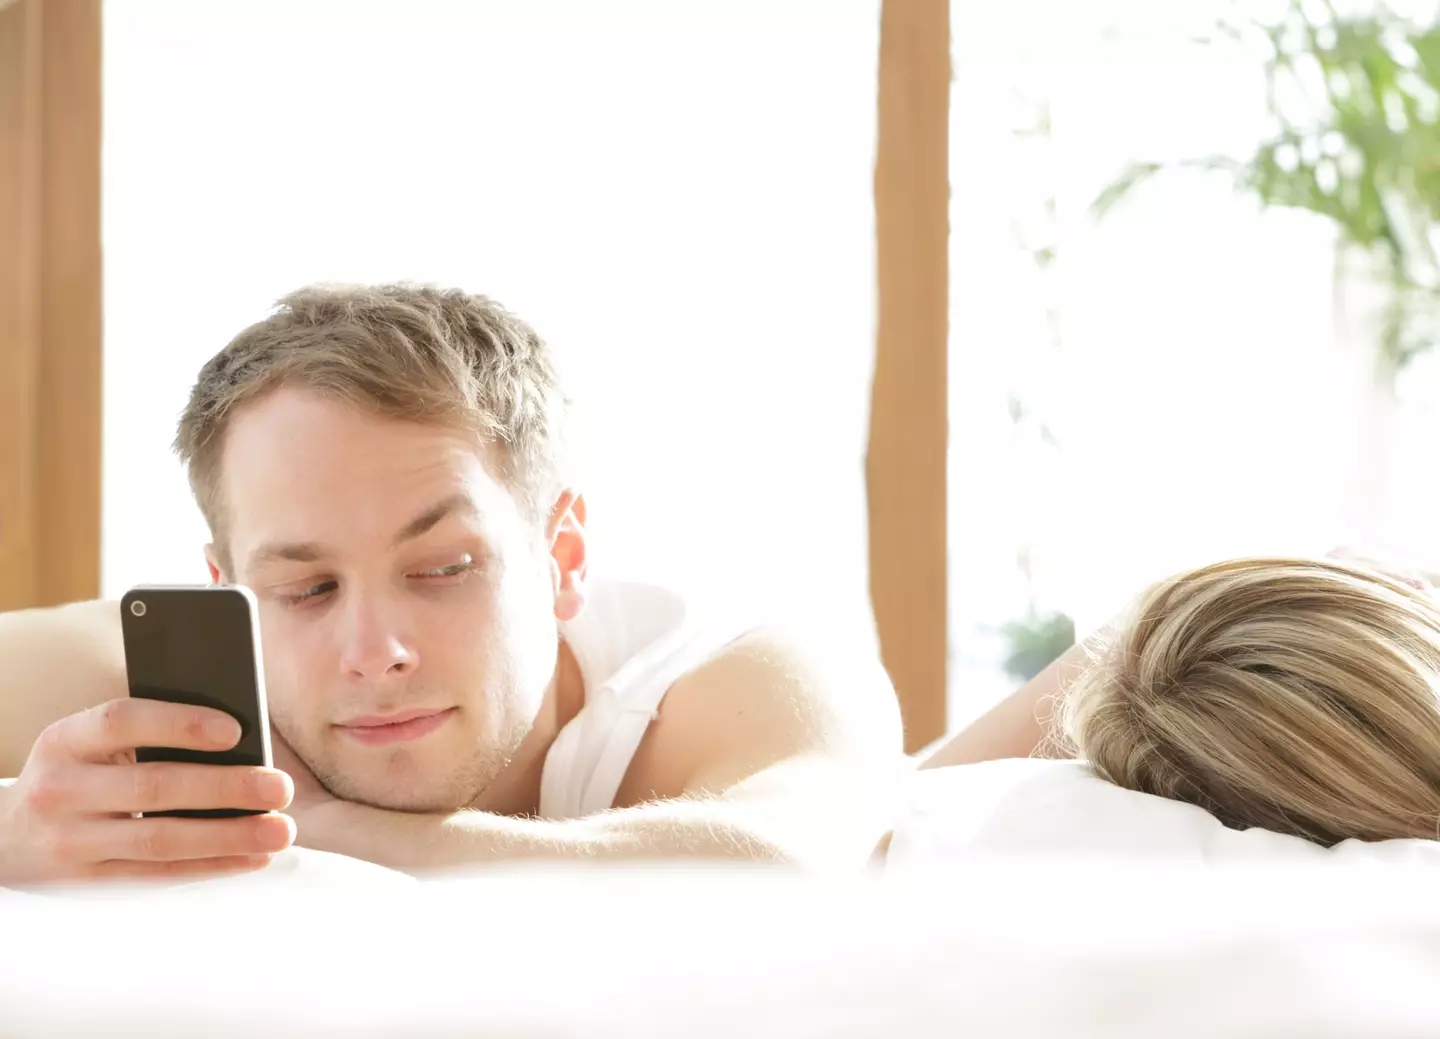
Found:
[1093,0,1440,366]
[998,608,1075,683]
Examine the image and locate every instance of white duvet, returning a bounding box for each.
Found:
[3,762,1440,1038]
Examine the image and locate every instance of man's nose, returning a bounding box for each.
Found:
[337,596,418,681]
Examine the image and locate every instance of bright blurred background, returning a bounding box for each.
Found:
[946,0,1440,727]
[100,0,881,648]
[33,0,1437,737]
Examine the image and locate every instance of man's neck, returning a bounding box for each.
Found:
[467,639,586,818]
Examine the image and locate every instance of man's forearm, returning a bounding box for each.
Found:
[301,796,794,874]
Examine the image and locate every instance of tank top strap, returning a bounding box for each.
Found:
[568,624,738,818]
[539,582,753,820]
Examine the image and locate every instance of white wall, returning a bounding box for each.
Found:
[102,1,881,648]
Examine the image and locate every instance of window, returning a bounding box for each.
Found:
[948,0,1440,728]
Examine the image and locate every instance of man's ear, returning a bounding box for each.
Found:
[546,490,588,623]
[203,544,226,585]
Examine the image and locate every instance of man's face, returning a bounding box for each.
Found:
[211,386,581,813]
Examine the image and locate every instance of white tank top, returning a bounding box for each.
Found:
[538,579,752,820]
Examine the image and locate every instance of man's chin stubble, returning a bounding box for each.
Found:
[314,758,504,814]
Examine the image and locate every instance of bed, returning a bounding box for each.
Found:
[4,760,1440,1037]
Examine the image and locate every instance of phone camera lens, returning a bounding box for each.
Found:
[130,600,147,618]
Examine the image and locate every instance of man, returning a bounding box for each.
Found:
[0,283,904,887]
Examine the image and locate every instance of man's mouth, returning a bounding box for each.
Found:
[336,707,457,747]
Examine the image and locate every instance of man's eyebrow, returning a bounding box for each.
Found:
[393,492,477,547]
[248,541,327,570]
[245,494,476,572]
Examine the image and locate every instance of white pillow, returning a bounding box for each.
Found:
[887,757,1440,868]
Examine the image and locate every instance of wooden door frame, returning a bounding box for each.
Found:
[869,0,950,753]
[0,0,103,612]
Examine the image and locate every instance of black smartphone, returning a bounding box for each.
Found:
[120,584,273,818]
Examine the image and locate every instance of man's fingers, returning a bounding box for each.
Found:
[65,812,295,863]
[89,853,276,883]
[55,698,241,762]
[44,762,292,815]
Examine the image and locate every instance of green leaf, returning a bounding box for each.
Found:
[1090,161,1163,219]
[1088,2,1440,367]
[1413,27,1440,84]
[1176,154,1250,181]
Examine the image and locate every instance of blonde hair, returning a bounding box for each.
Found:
[1060,557,1440,846]
[174,283,570,547]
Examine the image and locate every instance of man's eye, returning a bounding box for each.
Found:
[281,580,337,605]
[411,557,475,581]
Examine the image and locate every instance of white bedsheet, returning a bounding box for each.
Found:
[4,854,1440,1037]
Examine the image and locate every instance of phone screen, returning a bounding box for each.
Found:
[121,585,272,817]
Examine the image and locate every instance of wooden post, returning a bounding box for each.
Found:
[0,0,103,611]
[869,0,950,753]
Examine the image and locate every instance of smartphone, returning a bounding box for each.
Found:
[120,584,273,818]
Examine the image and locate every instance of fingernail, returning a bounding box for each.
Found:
[205,715,240,746]
[254,813,296,851]
[256,772,292,806]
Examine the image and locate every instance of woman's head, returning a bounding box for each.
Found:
[1061,557,1440,846]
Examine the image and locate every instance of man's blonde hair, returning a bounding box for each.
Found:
[1060,557,1440,846]
[174,283,570,549]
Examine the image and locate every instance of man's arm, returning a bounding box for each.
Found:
[301,764,862,869]
[295,624,907,873]
[0,600,126,777]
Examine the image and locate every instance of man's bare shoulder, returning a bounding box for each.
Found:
[1,596,123,634]
[0,598,125,775]
[613,620,905,807]
[0,597,124,671]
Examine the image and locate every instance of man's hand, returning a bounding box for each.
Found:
[0,698,295,888]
